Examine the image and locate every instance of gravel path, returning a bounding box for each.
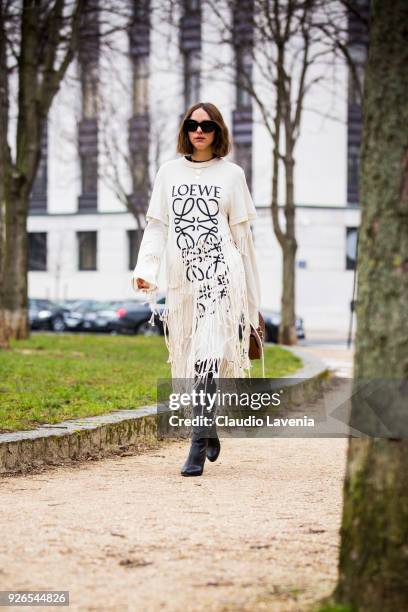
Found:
[0,344,352,611]
[0,435,347,612]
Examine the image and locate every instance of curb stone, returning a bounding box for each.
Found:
[0,347,329,475]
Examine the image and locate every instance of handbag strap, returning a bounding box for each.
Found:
[250,319,265,377]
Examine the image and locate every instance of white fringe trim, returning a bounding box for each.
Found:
[233,224,252,257]
[160,231,256,389]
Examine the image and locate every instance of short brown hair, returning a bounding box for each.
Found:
[176,102,231,158]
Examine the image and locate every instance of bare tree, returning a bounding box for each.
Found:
[204,0,366,344]
[0,0,85,347]
[205,0,331,344]
[0,0,150,345]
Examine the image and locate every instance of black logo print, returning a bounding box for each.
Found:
[171,183,231,318]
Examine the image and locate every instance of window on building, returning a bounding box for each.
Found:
[132,55,149,114]
[134,0,150,19]
[348,62,365,106]
[29,125,48,213]
[185,49,201,108]
[81,154,98,196]
[347,144,360,204]
[235,145,252,189]
[131,159,149,197]
[28,233,47,271]
[77,231,97,270]
[81,68,98,119]
[236,46,253,108]
[128,229,144,270]
[184,0,200,10]
[346,227,358,270]
[31,160,47,200]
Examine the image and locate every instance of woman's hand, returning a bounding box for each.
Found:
[135,277,151,289]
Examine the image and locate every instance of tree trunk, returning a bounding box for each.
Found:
[279,237,297,345]
[0,2,11,348]
[2,176,31,339]
[279,141,297,345]
[333,1,408,609]
[270,44,298,345]
[0,179,11,348]
[0,177,8,348]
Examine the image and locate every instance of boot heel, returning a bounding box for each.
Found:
[181,436,208,476]
[206,435,221,462]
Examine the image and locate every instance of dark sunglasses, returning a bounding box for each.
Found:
[184,119,218,133]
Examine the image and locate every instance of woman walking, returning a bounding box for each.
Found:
[132,101,263,476]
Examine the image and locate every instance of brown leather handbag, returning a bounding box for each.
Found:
[249,312,265,360]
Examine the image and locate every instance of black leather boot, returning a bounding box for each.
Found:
[181,435,208,476]
[207,436,221,462]
[206,421,221,462]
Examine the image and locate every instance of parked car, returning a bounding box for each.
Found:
[111,295,166,336]
[55,300,89,331]
[112,294,305,343]
[262,309,305,343]
[80,301,123,333]
[55,299,81,310]
[64,300,115,331]
[29,298,69,332]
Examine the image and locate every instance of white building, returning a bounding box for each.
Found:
[27,0,368,334]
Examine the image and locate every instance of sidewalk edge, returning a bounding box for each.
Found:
[0,348,329,476]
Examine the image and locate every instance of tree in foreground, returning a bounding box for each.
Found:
[332,0,408,609]
[0,0,86,346]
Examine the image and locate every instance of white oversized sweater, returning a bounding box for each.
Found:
[131,155,263,382]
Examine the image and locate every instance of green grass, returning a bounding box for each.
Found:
[0,333,302,432]
[315,604,356,612]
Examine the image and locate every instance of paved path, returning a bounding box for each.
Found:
[299,341,354,378]
[0,345,353,612]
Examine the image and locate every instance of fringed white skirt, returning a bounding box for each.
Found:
[159,232,253,391]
